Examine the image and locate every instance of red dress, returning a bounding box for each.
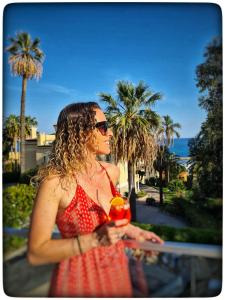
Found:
[49,167,133,297]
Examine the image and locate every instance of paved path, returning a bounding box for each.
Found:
[136,185,188,228]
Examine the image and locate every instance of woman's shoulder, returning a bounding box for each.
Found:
[99,161,120,184]
[38,174,74,194]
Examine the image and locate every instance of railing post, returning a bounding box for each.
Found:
[190,257,196,296]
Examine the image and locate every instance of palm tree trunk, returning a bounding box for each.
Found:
[165,166,170,185]
[13,136,18,171]
[168,167,170,183]
[165,167,168,184]
[20,75,27,174]
[128,160,136,221]
[159,168,164,205]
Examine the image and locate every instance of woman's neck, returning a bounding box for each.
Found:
[86,153,98,167]
[80,153,101,178]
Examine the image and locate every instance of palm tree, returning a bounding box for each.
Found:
[3,115,20,166]
[162,115,181,183]
[153,115,181,204]
[99,80,162,220]
[162,115,181,146]
[3,115,38,167]
[24,116,38,137]
[6,32,44,173]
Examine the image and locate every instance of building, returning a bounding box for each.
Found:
[178,171,188,182]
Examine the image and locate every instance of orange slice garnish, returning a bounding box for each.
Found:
[110,196,124,206]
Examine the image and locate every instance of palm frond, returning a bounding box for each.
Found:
[172,123,182,129]
[135,81,149,98]
[6,32,44,80]
[99,93,116,106]
[144,92,162,106]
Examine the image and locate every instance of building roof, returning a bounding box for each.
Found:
[179,171,188,176]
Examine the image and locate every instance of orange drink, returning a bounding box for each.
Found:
[108,196,131,222]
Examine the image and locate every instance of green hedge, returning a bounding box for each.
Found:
[132,222,222,245]
[3,236,27,254]
[161,196,222,229]
[3,184,36,254]
[137,190,147,198]
[168,179,185,192]
[3,184,36,228]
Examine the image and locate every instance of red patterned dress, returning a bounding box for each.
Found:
[49,167,133,297]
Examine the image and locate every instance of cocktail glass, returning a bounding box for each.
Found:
[108,197,131,223]
[100,196,132,268]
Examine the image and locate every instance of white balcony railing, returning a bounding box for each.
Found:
[3,227,222,297]
[3,227,222,259]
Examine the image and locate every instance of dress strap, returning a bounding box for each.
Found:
[97,161,118,197]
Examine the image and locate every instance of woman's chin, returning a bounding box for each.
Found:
[97,148,111,155]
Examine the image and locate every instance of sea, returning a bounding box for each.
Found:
[169,138,192,158]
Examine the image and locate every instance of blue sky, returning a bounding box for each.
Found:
[3,3,222,137]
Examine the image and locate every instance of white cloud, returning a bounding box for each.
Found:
[42,83,77,97]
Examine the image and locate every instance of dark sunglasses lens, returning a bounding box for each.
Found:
[96,122,108,135]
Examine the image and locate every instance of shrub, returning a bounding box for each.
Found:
[3,236,27,254]
[3,184,36,228]
[168,179,185,192]
[3,184,36,254]
[4,162,20,173]
[161,196,186,217]
[137,190,147,198]
[132,222,222,245]
[145,177,159,187]
[161,195,222,230]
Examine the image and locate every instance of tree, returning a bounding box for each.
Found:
[154,115,181,204]
[3,114,38,167]
[24,116,38,137]
[162,115,181,146]
[188,37,222,197]
[99,80,162,220]
[162,115,181,183]
[3,115,20,158]
[6,32,44,173]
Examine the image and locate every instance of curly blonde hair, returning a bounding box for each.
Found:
[33,102,100,186]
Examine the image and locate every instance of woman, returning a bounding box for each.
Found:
[28,102,163,297]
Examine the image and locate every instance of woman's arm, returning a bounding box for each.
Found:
[27,177,97,265]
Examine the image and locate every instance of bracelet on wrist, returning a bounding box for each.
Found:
[76,236,82,254]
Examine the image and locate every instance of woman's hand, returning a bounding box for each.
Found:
[124,223,164,259]
[125,223,164,244]
[93,219,129,247]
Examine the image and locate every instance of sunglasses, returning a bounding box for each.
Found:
[95,121,110,135]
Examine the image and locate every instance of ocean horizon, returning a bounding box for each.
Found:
[169,138,192,157]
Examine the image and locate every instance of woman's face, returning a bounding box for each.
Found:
[87,108,113,155]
